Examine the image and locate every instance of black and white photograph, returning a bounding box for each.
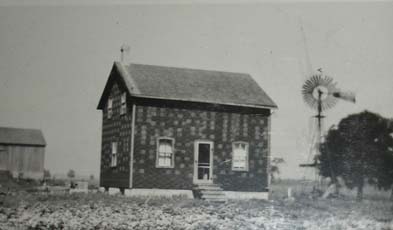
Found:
[0,0,392,229]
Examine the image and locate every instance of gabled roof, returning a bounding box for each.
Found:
[0,127,46,146]
[97,62,277,110]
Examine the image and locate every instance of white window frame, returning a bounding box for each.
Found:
[156,137,175,168]
[120,92,127,115]
[107,97,113,119]
[232,141,249,171]
[111,142,118,167]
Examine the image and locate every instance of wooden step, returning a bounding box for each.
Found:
[197,186,223,191]
[201,193,225,199]
[193,183,227,202]
[195,183,221,188]
[202,190,224,195]
[204,198,227,203]
[195,183,219,187]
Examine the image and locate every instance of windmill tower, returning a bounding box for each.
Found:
[300,72,356,184]
[297,20,356,184]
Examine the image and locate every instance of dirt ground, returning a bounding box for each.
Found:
[1,191,392,230]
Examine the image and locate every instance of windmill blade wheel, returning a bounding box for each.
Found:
[302,74,339,112]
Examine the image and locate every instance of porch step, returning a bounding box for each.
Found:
[194,184,227,202]
[201,193,227,202]
[201,190,224,195]
[197,185,223,191]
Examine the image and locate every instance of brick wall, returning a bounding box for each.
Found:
[100,81,132,188]
[132,99,270,192]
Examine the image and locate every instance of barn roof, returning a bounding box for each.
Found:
[0,127,46,146]
[97,62,277,109]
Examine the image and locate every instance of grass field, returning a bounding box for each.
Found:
[270,179,392,201]
[0,180,392,229]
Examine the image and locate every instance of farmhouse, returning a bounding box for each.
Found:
[97,62,277,199]
[0,127,46,179]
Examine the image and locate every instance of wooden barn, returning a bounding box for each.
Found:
[0,127,46,179]
[97,62,277,200]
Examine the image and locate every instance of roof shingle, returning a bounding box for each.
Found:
[0,127,46,146]
[98,62,277,109]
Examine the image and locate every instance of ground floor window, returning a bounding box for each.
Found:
[156,137,174,168]
[232,141,249,171]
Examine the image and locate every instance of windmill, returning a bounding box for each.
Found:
[297,20,356,176]
[299,71,356,176]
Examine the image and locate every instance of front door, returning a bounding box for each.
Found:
[193,141,213,184]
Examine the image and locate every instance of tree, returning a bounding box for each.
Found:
[270,157,285,183]
[318,111,393,201]
[372,119,393,200]
[67,169,75,179]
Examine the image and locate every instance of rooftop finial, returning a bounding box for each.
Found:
[120,44,130,63]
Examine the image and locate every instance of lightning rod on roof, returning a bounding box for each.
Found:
[120,44,130,63]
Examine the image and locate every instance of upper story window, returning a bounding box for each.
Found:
[111,142,118,167]
[156,137,175,168]
[107,97,113,119]
[232,141,249,171]
[120,92,127,115]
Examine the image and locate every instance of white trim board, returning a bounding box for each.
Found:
[129,104,136,188]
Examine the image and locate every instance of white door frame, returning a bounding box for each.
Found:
[193,140,214,184]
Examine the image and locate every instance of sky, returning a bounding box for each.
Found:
[0,0,392,179]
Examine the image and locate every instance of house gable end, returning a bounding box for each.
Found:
[97,63,137,110]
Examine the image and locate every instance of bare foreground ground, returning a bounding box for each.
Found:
[0,182,392,230]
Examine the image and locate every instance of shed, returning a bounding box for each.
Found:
[0,127,46,179]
